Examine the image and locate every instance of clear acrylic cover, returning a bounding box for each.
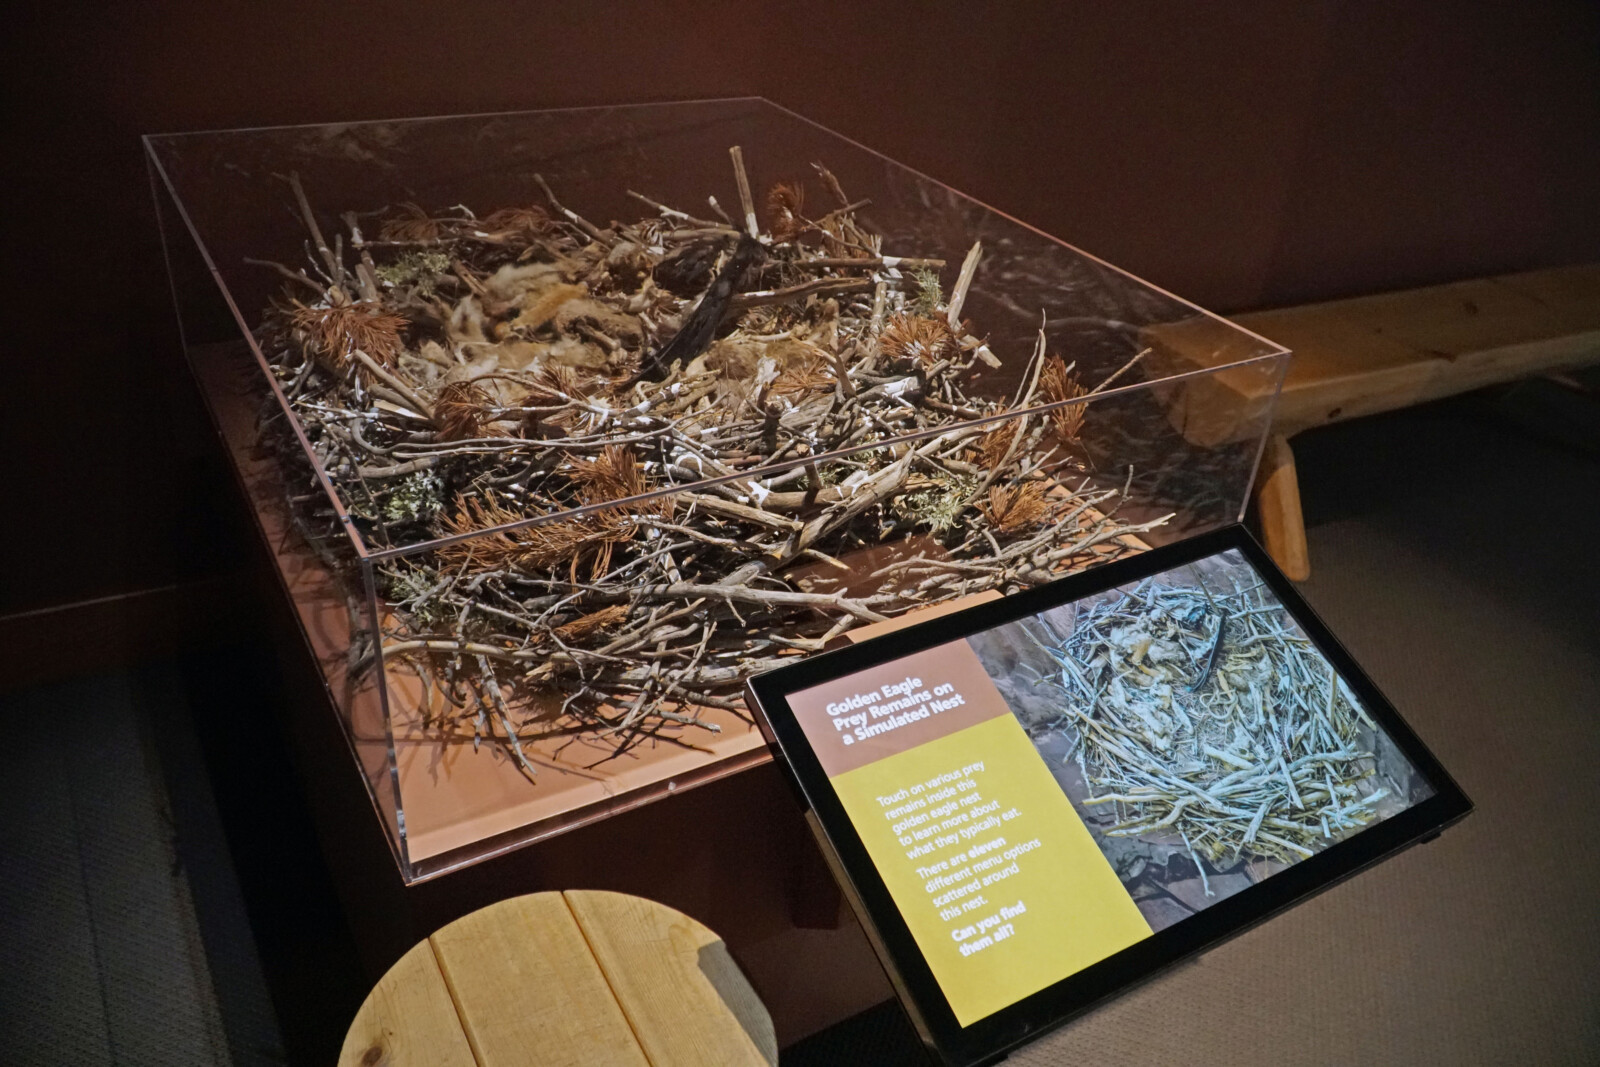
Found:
[147,98,1287,882]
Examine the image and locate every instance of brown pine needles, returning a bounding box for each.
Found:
[1039,353,1088,440]
[569,446,649,507]
[378,202,444,243]
[978,481,1055,532]
[879,313,961,366]
[432,381,494,440]
[480,205,553,244]
[975,420,1019,471]
[437,492,638,582]
[766,181,806,243]
[289,301,409,371]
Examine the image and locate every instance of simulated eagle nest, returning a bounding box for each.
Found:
[1016,569,1402,874]
[249,147,1166,780]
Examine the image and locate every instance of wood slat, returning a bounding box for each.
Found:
[1139,314,1290,447]
[565,890,776,1067]
[1146,262,1600,439]
[429,892,650,1067]
[338,940,477,1067]
[1245,264,1600,432]
[1256,435,1310,582]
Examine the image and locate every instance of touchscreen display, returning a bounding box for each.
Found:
[786,547,1434,1027]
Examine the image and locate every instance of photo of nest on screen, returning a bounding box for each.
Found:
[249,146,1167,783]
[970,549,1433,931]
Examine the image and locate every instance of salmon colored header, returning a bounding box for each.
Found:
[788,639,1011,778]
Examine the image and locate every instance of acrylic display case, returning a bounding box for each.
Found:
[147,98,1288,883]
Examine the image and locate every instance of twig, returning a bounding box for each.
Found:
[534,173,613,247]
[350,349,434,419]
[728,277,877,311]
[1089,347,1152,395]
[945,241,983,327]
[284,172,344,288]
[244,257,324,294]
[728,146,759,238]
[790,257,946,272]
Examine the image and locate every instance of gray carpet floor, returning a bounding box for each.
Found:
[0,671,283,1066]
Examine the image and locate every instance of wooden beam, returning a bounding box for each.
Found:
[1256,435,1310,581]
[1149,262,1600,438]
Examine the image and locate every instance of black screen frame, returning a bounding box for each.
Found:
[746,525,1472,1066]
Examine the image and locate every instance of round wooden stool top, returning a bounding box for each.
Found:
[340,890,777,1067]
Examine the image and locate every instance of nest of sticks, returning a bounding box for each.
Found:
[1016,570,1395,873]
[249,146,1167,780]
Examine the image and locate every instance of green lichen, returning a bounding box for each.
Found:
[383,566,447,627]
[382,470,444,525]
[910,266,944,317]
[891,474,977,534]
[376,251,451,298]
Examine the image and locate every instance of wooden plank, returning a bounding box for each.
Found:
[565,889,776,1067]
[1140,314,1290,447]
[1321,268,1600,356]
[1240,307,1442,430]
[1145,263,1600,439]
[1237,263,1600,433]
[1256,435,1310,582]
[430,892,649,1067]
[339,939,477,1067]
[1495,263,1600,321]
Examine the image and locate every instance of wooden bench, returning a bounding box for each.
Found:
[1154,263,1600,579]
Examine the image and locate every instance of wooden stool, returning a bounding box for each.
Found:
[340,890,777,1067]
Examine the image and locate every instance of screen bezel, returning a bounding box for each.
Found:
[747,525,1472,1066]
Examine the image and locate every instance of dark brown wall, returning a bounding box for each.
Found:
[2,2,1596,639]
